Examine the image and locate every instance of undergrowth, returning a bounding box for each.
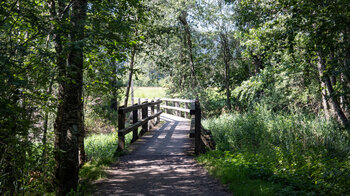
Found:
[199,105,350,195]
[79,131,134,193]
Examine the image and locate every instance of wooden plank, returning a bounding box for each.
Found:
[118,117,149,136]
[149,100,162,106]
[161,98,194,103]
[149,111,162,120]
[118,110,163,136]
[119,100,162,113]
[200,126,216,150]
[120,102,149,113]
[160,105,191,113]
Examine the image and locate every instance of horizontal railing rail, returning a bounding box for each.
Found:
[160,98,194,118]
[117,99,162,151]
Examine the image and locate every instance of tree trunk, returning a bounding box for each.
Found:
[48,1,70,193]
[131,79,134,105]
[253,54,263,75]
[179,11,198,89]
[124,46,136,107]
[340,74,349,118]
[341,23,350,118]
[320,77,331,120]
[317,50,349,127]
[42,73,55,162]
[111,61,118,111]
[219,33,231,110]
[79,93,86,167]
[51,0,87,194]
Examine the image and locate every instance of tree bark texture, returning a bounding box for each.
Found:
[317,50,349,127]
[51,0,87,195]
[219,33,232,110]
[341,24,350,118]
[124,46,136,107]
[179,11,198,89]
[111,61,118,111]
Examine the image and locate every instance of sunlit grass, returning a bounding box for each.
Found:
[199,106,350,195]
[132,87,166,99]
[80,131,134,190]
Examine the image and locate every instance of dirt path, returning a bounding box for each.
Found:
[93,113,230,196]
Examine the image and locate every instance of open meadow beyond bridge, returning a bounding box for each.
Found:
[93,98,230,195]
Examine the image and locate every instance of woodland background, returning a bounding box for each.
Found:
[1,0,349,195]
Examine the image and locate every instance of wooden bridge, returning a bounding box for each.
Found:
[93,98,228,195]
[117,98,215,155]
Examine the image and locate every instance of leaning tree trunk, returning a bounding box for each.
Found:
[317,50,349,127]
[124,46,136,107]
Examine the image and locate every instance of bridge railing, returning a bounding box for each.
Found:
[160,98,194,118]
[117,99,162,151]
[128,97,215,155]
[158,97,216,154]
[190,100,216,155]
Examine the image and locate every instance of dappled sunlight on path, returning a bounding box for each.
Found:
[93,113,230,196]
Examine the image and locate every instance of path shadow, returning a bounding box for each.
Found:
[93,114,229,196]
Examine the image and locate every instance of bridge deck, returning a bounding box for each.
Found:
[93,113,229,195]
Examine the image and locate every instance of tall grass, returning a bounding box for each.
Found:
[199,105,350,195]
[80,131,134,189]
[84,131,134,165]
[84,133,118,165]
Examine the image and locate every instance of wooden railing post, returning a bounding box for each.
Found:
[194,100,205,155]
[138,98,141,120]
[175,102,179,116]
[141,101,148,135]
[165,100,169,114]
[131,104,138,143]
[117,106,126,151]
[185,103,189,119]
[156,98,160,123]
[150,100,155,128]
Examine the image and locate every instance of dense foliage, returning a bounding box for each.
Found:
[1,0,349,194]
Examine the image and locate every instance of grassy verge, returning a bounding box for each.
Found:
[79,131,135,193]
[198,106,350,195]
